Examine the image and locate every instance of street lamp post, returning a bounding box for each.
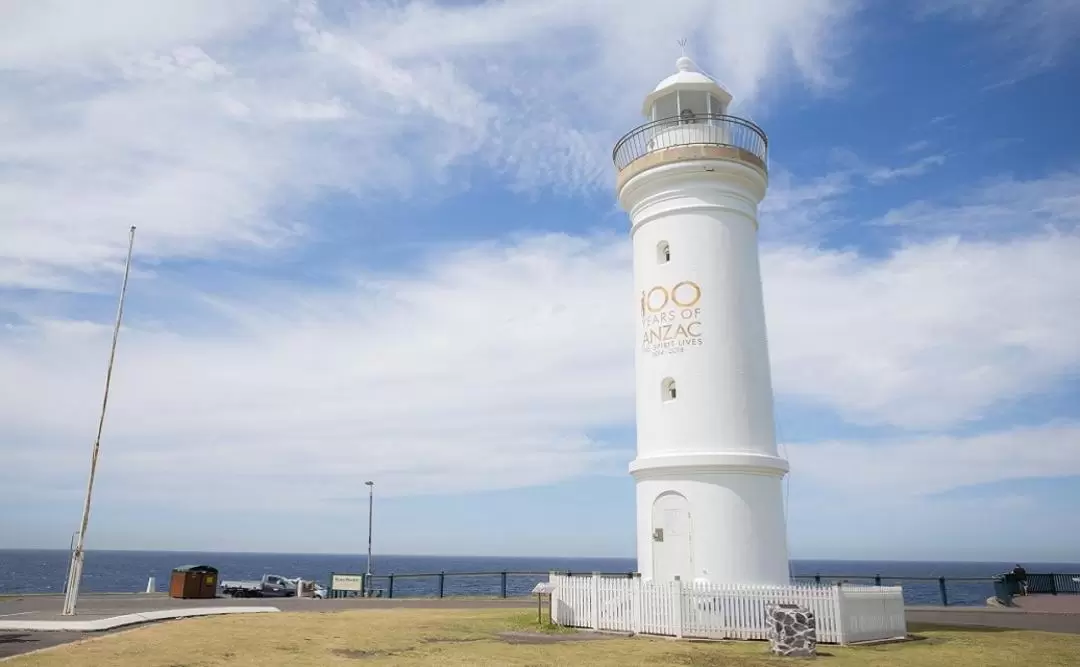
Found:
[364,480,374,597]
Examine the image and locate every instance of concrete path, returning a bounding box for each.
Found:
[0,593,533,624]
[906,602,1080,635]
[0,606,279,632]
[1011,593,1080,614]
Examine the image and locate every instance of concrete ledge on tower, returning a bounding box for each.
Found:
[629,451,789,478]
[613,114,768,191]
[616,144,766,191]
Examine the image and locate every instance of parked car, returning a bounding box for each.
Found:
[219,573,296,598]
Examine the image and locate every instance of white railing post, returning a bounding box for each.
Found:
[591,572,601,630]
[632,573,643,634]
[833,582,847,645]
[548,571,559,625]
[672,576,684,639]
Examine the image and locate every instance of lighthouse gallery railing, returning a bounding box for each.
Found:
[612,113,769,171]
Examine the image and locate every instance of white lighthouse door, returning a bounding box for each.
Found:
[651,492,693,583]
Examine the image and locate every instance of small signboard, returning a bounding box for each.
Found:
[332,573,365,592]
[532,582,556,595]
[532,582,556,624]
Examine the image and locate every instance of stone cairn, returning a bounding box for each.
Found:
[766,603,818,658]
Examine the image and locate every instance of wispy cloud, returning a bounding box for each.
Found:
[759,151,951,242]
[787,423,1080,498]
[759,169,855,243]
[865,154,947,184]
[0,0,862,291]
[902,140,932,153]
[919,0,1080,82]
[3,1,1078,557]
[764,230,1080,429]
[4,221,1079,511]
[872,170,1080,238]
[0,233,636,510]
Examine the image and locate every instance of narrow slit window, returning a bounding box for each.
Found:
[657,241,671,264]
[662,377,677,402]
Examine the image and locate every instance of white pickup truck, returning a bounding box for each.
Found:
[219,573,297,598]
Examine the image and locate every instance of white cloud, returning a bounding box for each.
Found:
[871,170,1080,239]
[786,472,1080,561]
[0,0,274,72]
[759,152,951,243]
[0,233,636,510]
[764,231,1080,429]
[117,46,231,82]
[919,0,1080,80]
[0,0,860,290]
[786,423,1080,498]
[902,140,932,153]
[3,0,1078,554]
[759,169,854,243]
[3,222,1079,512]
[865,154,947,184]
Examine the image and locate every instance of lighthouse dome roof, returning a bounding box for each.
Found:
[642,57,732,117]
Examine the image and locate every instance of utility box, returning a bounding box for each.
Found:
[169,565,219,599]
[992,575,1014,606]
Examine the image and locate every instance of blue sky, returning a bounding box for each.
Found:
[2,0,1079,563]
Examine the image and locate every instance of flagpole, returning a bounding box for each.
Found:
[62,225,137,616]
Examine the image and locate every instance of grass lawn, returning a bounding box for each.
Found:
[8,608,1080,666]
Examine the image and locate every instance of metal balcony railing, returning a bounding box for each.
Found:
[612,113,769,171]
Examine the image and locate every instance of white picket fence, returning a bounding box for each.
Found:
[549,573,907,645]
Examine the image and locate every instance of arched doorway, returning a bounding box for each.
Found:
[651,491,693,582]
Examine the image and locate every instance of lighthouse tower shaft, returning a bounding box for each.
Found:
[616,58,789,586]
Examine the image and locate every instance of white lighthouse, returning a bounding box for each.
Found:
[616,57,790,587]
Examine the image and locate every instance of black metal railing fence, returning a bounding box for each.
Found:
[612,113,769,171]
[333,570,1080,608]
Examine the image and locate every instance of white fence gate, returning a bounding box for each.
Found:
[549,573,907,645]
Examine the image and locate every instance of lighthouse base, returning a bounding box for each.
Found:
[632,458,790,587]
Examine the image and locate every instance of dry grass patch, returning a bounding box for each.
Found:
[7,610,1080,666]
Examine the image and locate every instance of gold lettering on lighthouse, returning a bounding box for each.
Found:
[640,280,703,357]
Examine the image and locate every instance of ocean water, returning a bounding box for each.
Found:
[2,550,1078,607]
